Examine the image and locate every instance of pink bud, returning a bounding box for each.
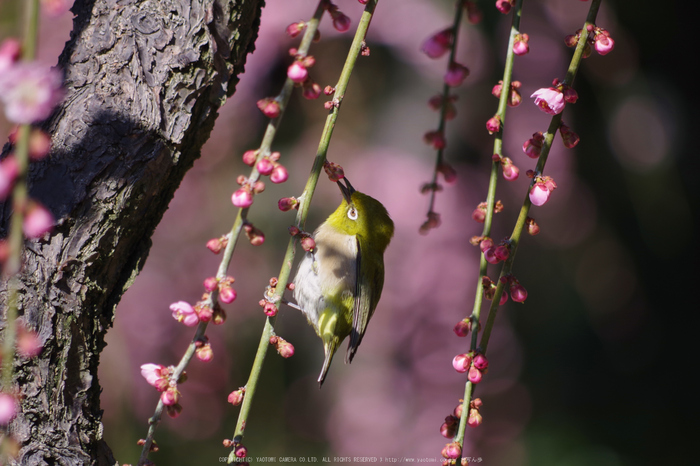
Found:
[483,247,499,264]
[203,277,219,292]
[464,1,483,24]
[513,33,529,56]
[286,22,305,38]
[562,86,578,104]
[421,28,453,59]
[23,203,54,238]
[277,339,295,358]
[440,415,459,438]
[423,130,446,150]
[473,354,489,370]
[493,244,510,261]
[529,183,550,206]
[166,403,182,418]
[332,13,351,32]
[228,388,245,406]
[471,207,485,223]
[196,304,213,322]
[301,235,316,252]
[559,123,580,149]
[453,319,470,337]
[444,62,470,87]
[0,393,18,424]
[17,325,42,358]
[206,237,226,254]
[302,80,322,100]
[287,61,308,83]
[270,164,289,184]
[479,237,494,253]
[467,366,482,384]
[161,387,180,406]
[523,132,544,159]
[501,158,519,181]
[256,158,274,176]
[441,442,461,460]
[234,444,248,458]
[219,285,237,304]
[500,291,509,305]
[437,163,457,184]
[594,32,615,55]
[278,197,298,212]
[510,282,528,302]
[256,98,280,118]
[467,408,483,428]
[242,150,257,166]
[495,0,513,14]
[452,353,472,373]
[526,217,540,235]
[231,188,253,208]
[196,343,214,362]
[486,115,501,134]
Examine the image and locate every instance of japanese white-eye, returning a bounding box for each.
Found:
[293,178,394,386]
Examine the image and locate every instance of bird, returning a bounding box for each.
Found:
[292,177,394,386]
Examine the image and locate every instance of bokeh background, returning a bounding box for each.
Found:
[1,0,697,465]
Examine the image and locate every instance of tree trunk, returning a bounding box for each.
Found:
[0,0,263,463]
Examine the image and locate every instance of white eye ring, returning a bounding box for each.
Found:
[347,207,358,220]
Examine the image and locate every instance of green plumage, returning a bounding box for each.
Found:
[292,179,394,385]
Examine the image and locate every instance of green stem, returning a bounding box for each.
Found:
[1,0,41,391]
[227,1,380,462]
[138,4,328,465]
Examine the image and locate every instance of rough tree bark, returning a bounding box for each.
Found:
[0,0,263,463]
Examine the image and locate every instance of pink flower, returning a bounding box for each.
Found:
[467,408,483,427]
[467,366,482,384]
[0,156,19,200]
[441,442,461,460]
[529,182,551,206]
[513,33,529,55]
[231,188,253,208]
[195,343,214,362]
[219,285,237,304]
[0,393,18,424]
[444,62,470,87]
[531,87,565,115]
[170,301,199,327]
[421,28,453,59]
[473,354,489,370]
[0,38,21,74]
[23,203,54,238]
[452,353,472,373]
[140,363,168,388]
[0,63,63,124]
[287,61,308,83]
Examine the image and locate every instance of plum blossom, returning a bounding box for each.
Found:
[0,63,63,124]
[531,87,565,115]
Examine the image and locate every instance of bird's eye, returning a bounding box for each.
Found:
[347,207,358,220]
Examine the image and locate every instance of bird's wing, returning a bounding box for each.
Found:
[346,236,383,363]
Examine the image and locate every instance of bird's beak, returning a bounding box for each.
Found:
[337,177,355,204]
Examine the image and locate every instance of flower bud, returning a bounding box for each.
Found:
[256,98,280,118]
[287,61,308,83]
[0,156,19,200]
[594,30,615,55]
[270,164,289,184]
[452,353,472,373]
[0,393,18,424]
[278,197,298,212]
[440,415,459,438]
[231,188,253,208]
[467,408,483,428]
[23,203,54,238]
[510,282,528,302]
[529,183,550,206]
[486,115,501,134]
[206,237,227,254]
[444,62,470,87]
[453,319,470,337]
[332,13,351,32]
[234,444,248,458]
[286,22,305,38]
[263,302,278,317]
[196,343,214,362]
[166,403,182,418]
[495,0,513,14]
[242,150,257,166]
[421,28,453,59]
[467,366,482,384]
[301,235,316,252]
[204,277,219,292]
[257,158,274,176]
[473,354,488,370]
[228,388,245,406]
[559,123,580,149]
[522,132,544,159]
[28,128,51,160]
[424,130,446,150]
[161,387,180,406]
[302,80,322,100]
[441,442,461,460]
[513,33,529,56]
[219,285,237,304]
[525,217,540,235]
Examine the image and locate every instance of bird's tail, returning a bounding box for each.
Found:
[318,340,338,387]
